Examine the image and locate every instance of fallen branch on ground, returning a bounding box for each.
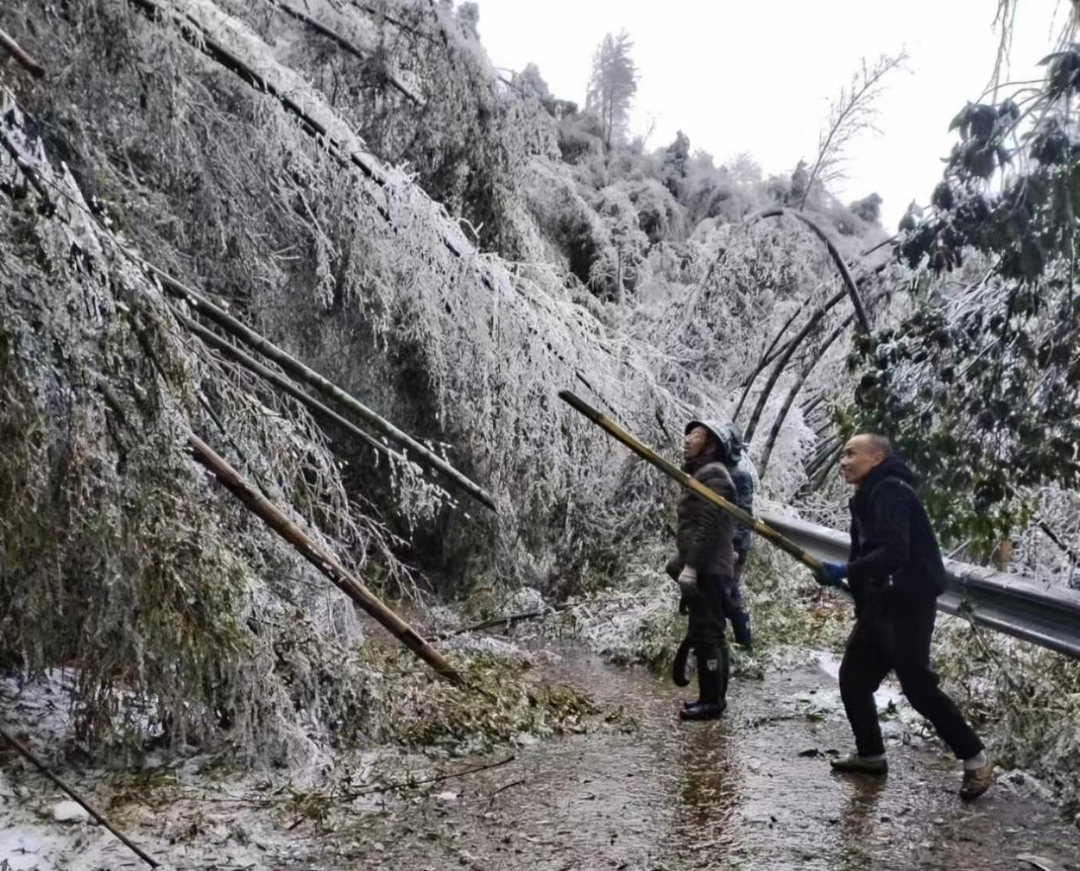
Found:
[0,726,161,868]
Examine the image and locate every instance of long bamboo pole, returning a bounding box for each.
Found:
[0,727,161,868]
[188,434,464,685]
[558,391,822,571]
[151,265,495,512]
[269,0,423,106]
[179,312,403,463]
[0,27,45,78]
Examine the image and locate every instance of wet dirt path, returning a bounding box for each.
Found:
[305,647,1080,871]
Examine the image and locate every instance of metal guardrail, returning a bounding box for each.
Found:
[760,511,1080,660]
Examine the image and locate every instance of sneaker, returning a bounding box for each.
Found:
[679,701,726,721]
[960,756,994,800]
[829,753,888,775]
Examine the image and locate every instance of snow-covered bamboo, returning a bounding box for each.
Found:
[188,433,465,685]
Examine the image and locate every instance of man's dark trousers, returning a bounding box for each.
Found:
[686,573,731,703]
[839,596,983,759]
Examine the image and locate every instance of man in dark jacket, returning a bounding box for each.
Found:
[668,419,738,721]
[815,433,993,800]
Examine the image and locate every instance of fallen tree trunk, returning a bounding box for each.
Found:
[188,434,465,685]
[152,265,496,512]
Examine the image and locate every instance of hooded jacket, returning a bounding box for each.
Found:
[847,455,947,606]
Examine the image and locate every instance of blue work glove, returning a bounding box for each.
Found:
[814,561,847,588]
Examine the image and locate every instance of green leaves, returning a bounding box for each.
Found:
[853,66,1080,549]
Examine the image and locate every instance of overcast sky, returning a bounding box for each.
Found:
[474,0,1069,230]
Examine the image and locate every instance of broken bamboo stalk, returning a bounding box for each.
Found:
[188,433,465,685]
[0,27,45,78]
[269,0,423,106]
[151,265,495,512]
[0,726,161,868]
[749,207,871,334]
[0,126,54,213]
[178,311,402,463]
[427,604,567,641]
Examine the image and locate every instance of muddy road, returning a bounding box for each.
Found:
[4,647,1080,871]
[306,647,1080,871]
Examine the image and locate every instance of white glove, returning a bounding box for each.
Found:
[677,565,698,597]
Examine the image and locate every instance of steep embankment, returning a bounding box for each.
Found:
[1,0,879,757]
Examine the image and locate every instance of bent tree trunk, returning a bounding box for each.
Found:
[758,311,856,474]
[742,295,839,442]
[748,207,871,334]
[734,287,844,422]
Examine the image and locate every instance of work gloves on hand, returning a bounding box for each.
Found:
[677,564,698,597]
[814,560,847,588]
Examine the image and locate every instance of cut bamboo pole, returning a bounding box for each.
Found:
[188,434,464,685]
[559,391,822,571]
[151,265,495,512]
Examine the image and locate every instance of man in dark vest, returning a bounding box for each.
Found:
[814,433,994,800]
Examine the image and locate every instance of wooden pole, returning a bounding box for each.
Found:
[151,266,495,512]
[558,391,822,571]
[269,0,423,105]
[187,434,465,685]
[179,312,403,463]
[0,727,160,868]
[0,28,45,78]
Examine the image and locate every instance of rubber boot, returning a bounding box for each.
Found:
[672,638,693,688]
[680,643,726,721]
[720,642,730,702]
[730,611,752,651]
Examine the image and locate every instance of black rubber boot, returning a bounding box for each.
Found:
[672,638,693,688]
[720,642,731,701]
[730,612,752,651]
[680,643,726,721]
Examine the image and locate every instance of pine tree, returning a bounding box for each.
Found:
[585,31,638,152]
